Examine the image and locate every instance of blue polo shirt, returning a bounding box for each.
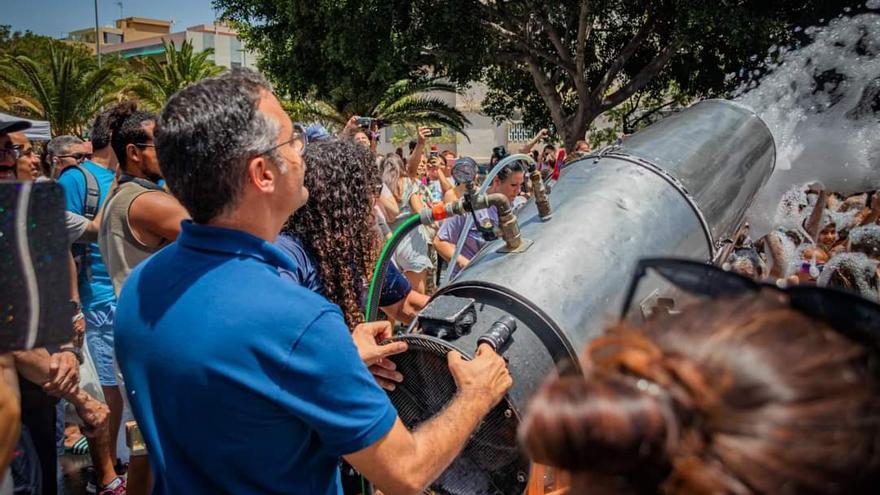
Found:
[114,221,397,495]
[58,161,116,309]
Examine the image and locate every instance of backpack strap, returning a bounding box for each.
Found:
[74,164,101,220]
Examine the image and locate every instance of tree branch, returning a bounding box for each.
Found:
[600,40,681,111]
[480,8,570,71]
[575,0,592,76]
[524,55,567,134]
[591,7,658,102]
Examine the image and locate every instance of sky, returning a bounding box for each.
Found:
[1,0,220,38]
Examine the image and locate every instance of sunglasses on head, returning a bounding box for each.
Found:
[621,257,880,352]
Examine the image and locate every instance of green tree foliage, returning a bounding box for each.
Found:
[0,38,117,136]
[129,39,224,111]
[217,0,433,112]
[218,0,852,150]
[289,78,470,135]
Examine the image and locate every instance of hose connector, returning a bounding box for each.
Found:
[528,167,552,221]
[420,190,522,252]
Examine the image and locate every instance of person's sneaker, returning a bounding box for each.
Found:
[97,476,126,495]
[84,466,97,494]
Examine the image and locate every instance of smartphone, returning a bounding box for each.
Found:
[427,127,442,137]
[356,117,374,127]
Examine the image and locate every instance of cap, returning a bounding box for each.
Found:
[0,116,32,135]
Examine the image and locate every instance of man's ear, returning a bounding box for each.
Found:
[246,155,275,193]
[126,143,140,167]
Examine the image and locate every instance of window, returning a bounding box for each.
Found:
[203,34,215,49]
[231,62,242,69]
[507,122,533,142]
[103,32,122,44]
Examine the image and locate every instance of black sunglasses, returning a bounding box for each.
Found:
[621,257,880,352]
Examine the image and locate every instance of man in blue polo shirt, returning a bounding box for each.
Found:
[114,68,512,494]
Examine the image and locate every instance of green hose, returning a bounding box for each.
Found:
[360,213,422,495]
[364,213,422,322]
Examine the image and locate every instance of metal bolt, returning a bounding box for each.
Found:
[504,409,513,418]
[516,472,526,483]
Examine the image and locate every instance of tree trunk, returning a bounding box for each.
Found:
[560,108,599,153]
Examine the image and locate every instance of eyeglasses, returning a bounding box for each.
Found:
[55,152,90,162]
[134,143,155,148]
[620,257,880,352]
[11,145,35,159]
[256,124,308,158]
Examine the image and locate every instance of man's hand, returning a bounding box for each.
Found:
[352,321,408,389]
[43,351,79,397]
[447,344,512,411]
[74,393,109,437]
[534,128,549,141]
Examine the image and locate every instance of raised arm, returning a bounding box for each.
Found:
[804,190,828,241]
[407,128,430,179]
[519,128,548,154]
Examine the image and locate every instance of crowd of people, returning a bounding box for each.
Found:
[724,183,880,302]
[0,66,878,495]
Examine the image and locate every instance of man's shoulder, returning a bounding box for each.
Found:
[125,241,337,312]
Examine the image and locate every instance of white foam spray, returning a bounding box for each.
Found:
[735,10,880,235]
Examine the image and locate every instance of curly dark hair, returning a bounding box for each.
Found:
[284,138,381,328]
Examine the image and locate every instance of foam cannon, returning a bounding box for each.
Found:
[384,100,775,494]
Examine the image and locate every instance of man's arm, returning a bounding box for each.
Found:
[518,128,548,154]
[0,353,20,477]
[128,191,190,244]
[12,348,79,398]
[344,345,511,495]
[11,349,108,435]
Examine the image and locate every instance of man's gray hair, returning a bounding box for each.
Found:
[155,68,284,223]
[47,135,84,157]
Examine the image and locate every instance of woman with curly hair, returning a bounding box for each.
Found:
[277,137,428,331]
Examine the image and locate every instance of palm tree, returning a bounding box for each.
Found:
[290,78,471,137]
[0,43,117,136]
[129,39,224,111]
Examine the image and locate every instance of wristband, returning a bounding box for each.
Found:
[58,346,84,365]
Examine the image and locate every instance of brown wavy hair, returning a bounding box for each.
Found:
[284,138,380,328]
[519,294,880,494]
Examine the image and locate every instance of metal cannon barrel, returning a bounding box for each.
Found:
[385,99,776,495]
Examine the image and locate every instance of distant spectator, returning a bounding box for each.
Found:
[433,161,525,274]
